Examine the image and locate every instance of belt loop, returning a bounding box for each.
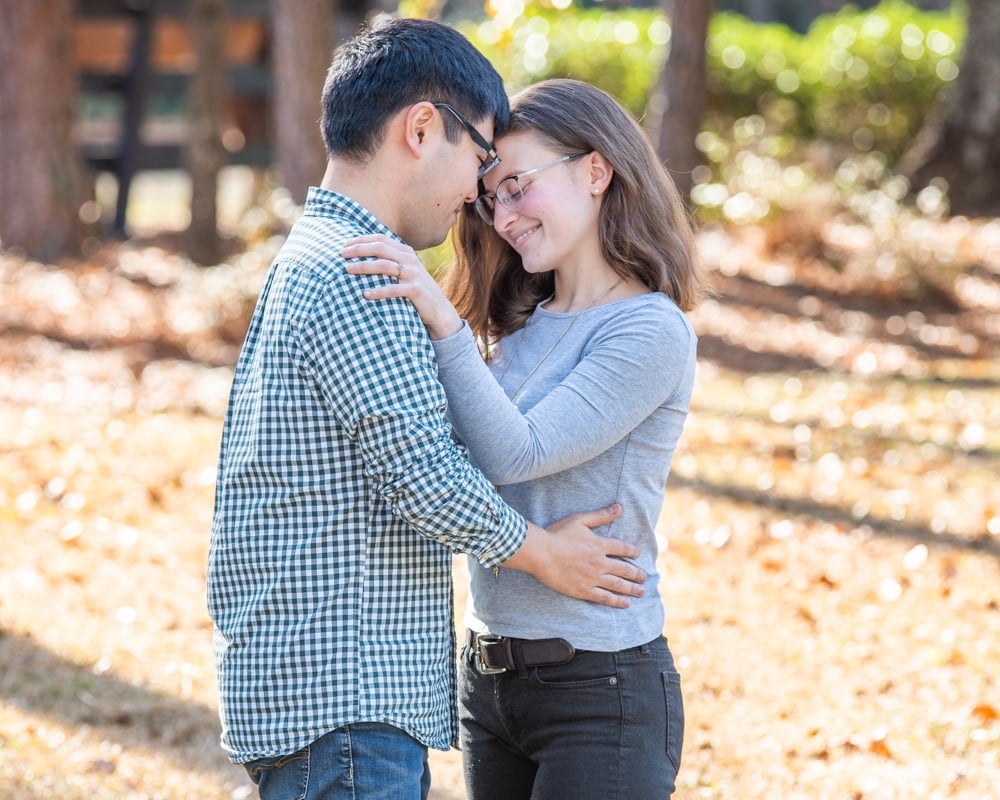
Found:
[512,639,529,679]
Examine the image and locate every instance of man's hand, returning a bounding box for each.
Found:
[501,504,646,608]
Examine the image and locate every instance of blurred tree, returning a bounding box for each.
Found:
[270,0,337,204]
[0,0,86,259]
[900,0,1000,216]
[186,0,228,265]
[647,0,714,201]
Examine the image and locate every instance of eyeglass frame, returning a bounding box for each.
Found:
[474,152,590,225]
[432,102,501,179]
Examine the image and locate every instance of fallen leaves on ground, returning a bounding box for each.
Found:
[1,215,998,799]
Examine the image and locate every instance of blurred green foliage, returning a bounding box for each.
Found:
[707,0,963,160]
[457,0,965,164]
[461,4,670,119]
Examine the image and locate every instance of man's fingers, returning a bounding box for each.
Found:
[603,538,641,561]
[601,558,646,587]
[586,588,632,609]
[597,571,645,598]
[567,503,622,529]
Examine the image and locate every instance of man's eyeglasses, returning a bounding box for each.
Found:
[474,152,589,225]
[433,102,501,179]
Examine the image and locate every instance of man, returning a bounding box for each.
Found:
[207,17,645,800]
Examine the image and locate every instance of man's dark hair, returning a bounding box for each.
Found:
[320,17,509,161]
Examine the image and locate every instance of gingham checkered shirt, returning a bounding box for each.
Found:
[207,187,527,764]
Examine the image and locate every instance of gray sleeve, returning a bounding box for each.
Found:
[432,307,696,485]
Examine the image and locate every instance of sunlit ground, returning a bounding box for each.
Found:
[1,159,998,797]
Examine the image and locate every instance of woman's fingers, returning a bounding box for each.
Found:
[345,256,406,278]
[342,235,463,339]
[342,235,422,273]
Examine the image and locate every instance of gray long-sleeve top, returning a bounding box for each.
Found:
[432,291,697,651]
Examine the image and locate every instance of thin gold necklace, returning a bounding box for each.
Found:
[499,278,623,402]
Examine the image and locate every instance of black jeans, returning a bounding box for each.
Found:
[458,634,684,800]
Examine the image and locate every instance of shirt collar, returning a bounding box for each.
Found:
[304,186,403,244]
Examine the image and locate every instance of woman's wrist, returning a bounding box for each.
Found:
[427,310,464,340]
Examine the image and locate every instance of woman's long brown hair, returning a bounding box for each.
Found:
[443,78,703,351]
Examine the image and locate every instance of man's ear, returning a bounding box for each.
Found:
[402,102,438,158]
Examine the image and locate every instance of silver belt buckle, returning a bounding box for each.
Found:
[474,633,507,675]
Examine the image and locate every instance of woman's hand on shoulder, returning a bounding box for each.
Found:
[342,234,463,340]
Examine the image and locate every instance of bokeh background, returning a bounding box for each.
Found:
[1,1,997,798]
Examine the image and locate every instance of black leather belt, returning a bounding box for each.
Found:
[467,629,576,675]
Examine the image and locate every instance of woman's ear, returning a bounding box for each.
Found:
[587,151,614,196]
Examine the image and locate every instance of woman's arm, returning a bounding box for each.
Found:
[433,310,695,484]
[342,234,696,485]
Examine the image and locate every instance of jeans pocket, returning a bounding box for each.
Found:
[244,747,310,800]
[531,650,619,689]
[662,670,684,772]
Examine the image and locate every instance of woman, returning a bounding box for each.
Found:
[344,79,701,800]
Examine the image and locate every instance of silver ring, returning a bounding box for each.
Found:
[396,262,404,279]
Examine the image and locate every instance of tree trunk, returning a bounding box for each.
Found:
[269,0,336,204]
[186,0,228,265]
[0,0,86,260]
[899,0,1000,217]
[647,0,714,202]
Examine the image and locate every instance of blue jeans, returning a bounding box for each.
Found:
[459,634,683,800]
[244,723,431,800]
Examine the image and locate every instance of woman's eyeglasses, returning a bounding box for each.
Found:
[432,102,501,179]
[474,152,588,225]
